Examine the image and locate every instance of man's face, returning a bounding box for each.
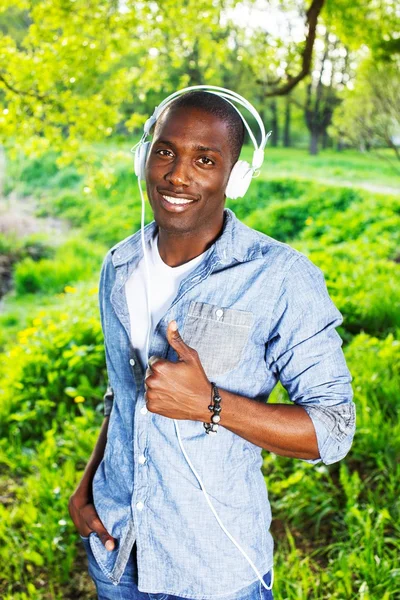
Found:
[145,106,234,235]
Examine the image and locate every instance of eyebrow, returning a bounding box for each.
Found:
[156,139,223,156]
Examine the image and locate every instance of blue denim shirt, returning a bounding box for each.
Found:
[92,207,355,597]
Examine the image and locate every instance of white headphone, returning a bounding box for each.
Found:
[131,85,272,199]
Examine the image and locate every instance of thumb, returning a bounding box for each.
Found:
[167,320,193,362]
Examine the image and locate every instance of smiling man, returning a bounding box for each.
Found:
[68,90,356,600]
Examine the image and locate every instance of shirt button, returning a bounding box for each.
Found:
[138,454,146,464]
[140,405,148,415]
[129,358,135,366]
[215,309,224,318]
[136,501,144,510]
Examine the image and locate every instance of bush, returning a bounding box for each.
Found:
[0,413,101,596]
[0,233,55,262]
[13,236,105,296]
[305,241,400,336]
[345,331,400,464]
[81,202,151,247]
[301,193,400,247]
[243,184,362,241]
[226,178,309,220]
[37,191,92,228]
[0,284,106,445]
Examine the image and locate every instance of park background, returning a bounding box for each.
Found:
[0,0,399,598]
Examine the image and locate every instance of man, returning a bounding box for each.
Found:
[68,90,356,600]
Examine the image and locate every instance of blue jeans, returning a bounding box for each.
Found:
[80,536,274,600]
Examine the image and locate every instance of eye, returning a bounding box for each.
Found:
[155,148,174,157]
[198,156,214,166]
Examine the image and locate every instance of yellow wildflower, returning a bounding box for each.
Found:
[64,286,77,293]
[74,396,85,403]
[305,217,313,226]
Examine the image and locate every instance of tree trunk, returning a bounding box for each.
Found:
[283,97,291,147]
[310,129,319,155]
[270,100,279,147]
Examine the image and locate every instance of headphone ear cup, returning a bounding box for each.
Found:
[134,141,151,179]
[225,160,253,200]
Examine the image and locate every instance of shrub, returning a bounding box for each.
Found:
[226,178,309,220]
[243,184,362,241]
[301,193,400,247]
[345,331,400,463]
[0,412,101,595]
[0,284,106,445]
[305,242,400,336]
[81,203,150,247]
[13,236,105,296]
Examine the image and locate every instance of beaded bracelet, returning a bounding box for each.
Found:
[203,382,222,435]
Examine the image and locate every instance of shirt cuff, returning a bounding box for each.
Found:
[301,402,356,465]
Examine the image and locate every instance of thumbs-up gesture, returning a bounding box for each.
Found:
[144,320,211,422]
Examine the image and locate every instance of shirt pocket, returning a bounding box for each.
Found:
[182,301,254,380]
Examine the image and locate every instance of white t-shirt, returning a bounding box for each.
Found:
[125,231,209,370]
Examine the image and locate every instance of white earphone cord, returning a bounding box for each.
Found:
[138,172,273,590]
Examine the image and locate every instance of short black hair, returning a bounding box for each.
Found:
[155,90,245,165]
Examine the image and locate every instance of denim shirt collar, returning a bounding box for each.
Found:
[109,207,263,269]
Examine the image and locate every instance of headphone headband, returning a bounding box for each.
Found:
[132,85,272,199]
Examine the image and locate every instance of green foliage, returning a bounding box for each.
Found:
[302,242,400,337]
[13,236,105,295]
[0,232,55,261]
[0,413,101,595]
[330,56,400,159]
[225,178,309,220]
[243,184,361,242]
[0,284,106,446]
[345,332,400,463]
[300,193,400,246]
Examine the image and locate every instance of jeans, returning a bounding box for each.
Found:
[80,535,274,600]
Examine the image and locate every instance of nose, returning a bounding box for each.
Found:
[165,157,191,187]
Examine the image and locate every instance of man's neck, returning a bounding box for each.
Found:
[157,212,225,268]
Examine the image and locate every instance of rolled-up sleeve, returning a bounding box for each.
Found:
[266,254,356,465]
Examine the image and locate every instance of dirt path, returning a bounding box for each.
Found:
[323,179,400,196]
[0,148,70,304]
[0,147,69,240]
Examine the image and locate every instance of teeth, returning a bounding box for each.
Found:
[162,195,194,205]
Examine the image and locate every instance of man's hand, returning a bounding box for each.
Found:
[68,490,116,551]
[144,320,211,421]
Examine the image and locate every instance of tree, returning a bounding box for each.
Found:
[0,0,240,167]
[330,56,400,160]
[303,29,350,154]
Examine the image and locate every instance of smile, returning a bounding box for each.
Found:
[161,195,196,205]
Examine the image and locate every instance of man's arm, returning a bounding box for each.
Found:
[209,395,319,459]
[67,250,116,550]
[214,255,356,463]
[68,396,116,551]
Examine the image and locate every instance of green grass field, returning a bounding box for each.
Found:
[0,146,399,599]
